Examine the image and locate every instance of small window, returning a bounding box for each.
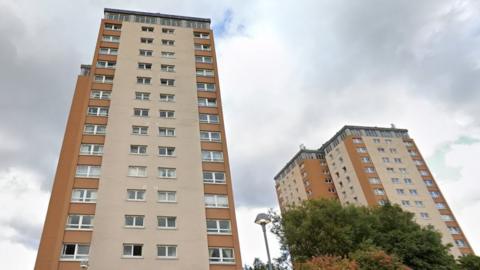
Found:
[396,189,405,195]
[360,157,371,163]
[94,75,114,83]
[386,167,394,173]
[419,212,430,219]
[204,194,228,208]
[389,148,397,153]
[207,220,231,234]
[99,47,118,55]
[162,28,175,34]
[61,244,90,260]
[161,51,175,58]
[123,244,143,257]
[75,165,101,178]
[409,189,418,196]
[162,39,175,46]
[161,64,175,72]
[134,108,149,117]
[157,216,176,229]
[128,166,147,177]
[435,202,446,209]
[197,83,215,92]
[408,150,417,156]
[79,144,104,156]
[199,114,219,124]
[87,107,108,117]
[424,180,433,186]
[160,78,175,86]
[448,226,461,234]
[137,76,151,85]
[194,43,211,51]
[141,26,154,32]
[200,131,221,142]
[195,56,213,63]
[104,23,121,30]
[127,189,146,201]
[157,245,177,258]
[203,171,226,184]
[194,32,210,39]
[198,98,217,107]
[419,170,429,176]
[209,247,235,263]
[364,167,375,173]
[138,62,152,70]
[130,145,147,155]
[140,37,153,44]
[102,35,120,43]
[159,127,175,137]
[352,138,363,144]
[382,157,390,163]
[202,151,224,162]
[159,146,175,156]
[373,188,385,195]
[135,92,150,100]
[132,126,148,135]
[158,167,176,178]
[394,158,402,163]
[415,200,424,207]
[196,69,214,77]
[139,49,153,56]
[368,178,380,184]
[96,61,116,69]
[399,168,407,174]
[391,178,400,184]
[401,200,410,207]
[356,147,367,153]
[71,189,97,203]
[125,215,144,228]
[159,110,175,118]
[158,191,177,202]
[160,94,175,102]
[455,239,467,247]
[404,178,413,185]
[90,90,111,100]
[66,215,94,230]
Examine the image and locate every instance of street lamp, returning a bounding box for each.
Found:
[255,213,273,270]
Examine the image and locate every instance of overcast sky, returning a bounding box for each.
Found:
[1,0,480,268]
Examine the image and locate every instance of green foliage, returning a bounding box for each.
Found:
[457,254,480,270]
[270,199,458,270]
[351,247,407,270]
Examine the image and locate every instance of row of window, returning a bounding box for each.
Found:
[105,23,210,39]
[61,243,233,262]
[97,56,213,70]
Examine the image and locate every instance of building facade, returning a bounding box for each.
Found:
[35,8,242,270]
[274,125,473,257]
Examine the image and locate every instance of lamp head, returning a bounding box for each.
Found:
[255,213,271,226]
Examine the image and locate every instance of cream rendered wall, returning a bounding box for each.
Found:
[88,21,210,269]
[326,142,369,206]
[363,136,460,257]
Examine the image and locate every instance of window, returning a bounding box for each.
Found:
[419,170,429,176]
[204,194,229,208]
[158,191,177,202]
[160,94,175,102]
[140,37,153,44]
[430,191,440,198]
[99,47,118,55]
[399,168,407,174]
[75,165,101,178]
[161,64,175,72]
[203,171,226,184]
[138,62,152,70]
[141,26,154,32]
[125,215,144,228]
[157,245,177,258]
[391,178,400,184]
[123,244,143,257]
[422,180,433,187]
[404,141,414,147]
[377,147,385,153]
[373,188,385,195]
[396,189,405,195]
[360,157,371,163]
[448,226,461,234]
[378,200,387,206]
[134,108,149,117]
[436,202,447,209]
[199,114,219,124]
[159,127,175,137]
[132,126,148,135]
[368,178,381,184]
[419,212,430,219]
[196,56,213,63]
[356,147,367,153]
[194,32,210,39]
[79,144,104,155]
[194,43,211,51]
[66,215,94,230]
[83,125,106,135]
[389,148,397,154]
[90,90,111,100]
[441,215,453,221]
[162,28,174,34]
[207,220,231,234]
[385,139,392,144]
[157,216,176,229]
[394,158,402,163]
[414,200,424,207]
[373,138,381,143]
[209,248,235,263]
[404,178,413,185]
[137,76,151,84]
[161,51,175,58]
[87,107,108,116]
[202,151,224,162]
[196,69,215,77]
[386,167,394,173]
[158,167,176,178]
[401,200,410,207]
[364,167,375,173]
[198,98,217,107]
[96,60,116,68]
[130,145,147,155]
[455,239,467,247]
[162,39,175,46]
[135,92,150,100]
[127,189,146,201]
[159,110,175,118]
[61,244,89,260]
[409,189,418,196]
[139,49,153,56]
[102,35,120,43]
[128,166,147,177]
[408,150,417,156]
[160,78,175,86]
[382,157,390,163]
[200,131,221,142]
[159,146,175,156]
[105,23,121,30]
[352,138,363,144]
[71,189,97,203]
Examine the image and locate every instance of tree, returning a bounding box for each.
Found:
[457,254,480,270]
[270,199,458,270]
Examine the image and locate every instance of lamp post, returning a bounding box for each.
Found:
[255,213,273,270]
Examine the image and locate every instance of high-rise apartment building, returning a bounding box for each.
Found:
[35,8,242,270]
[274,125,473,257]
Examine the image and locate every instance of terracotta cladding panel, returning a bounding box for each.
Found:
[102,29,121,36]
[210,264,239,270]
[94,68,115,76]
[204,184,228,194]
[201,142,223,151]
[99,41,120,49]
[197,91,218,98]
[84,116,108,125]
[77,155,102,165]
[58,261,81,270]
[302,159,337,200]
[196,63,215,69]
[208,235,234,247]
[73,179,99,189]
[197,77,216,84]
[63,231,92,243]
[206,208,231,219]
[203,163,226,171]
[195,50,213,56]
[97,54,117,61]
[69,203,96,214]
[200,123,222,131]
[194,38,211,45]
[81,135,105,144]
[88,99,110,107]
[90,83,113,90]
[198,107,219,114]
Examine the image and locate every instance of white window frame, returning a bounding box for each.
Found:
[200,131,221,142]
[157,216,177,229]
[202,151,224,162]
[124,215,145,228]
[208,247,235,264]
[158,191,177,203]
[139,49,153,56]
[206,220,231,234]
[90,90,111,100]
[135,92,150,100]
[198,98,217,107]
[159,110,175,119]
[160,94,175,102]
[66,215,94,230]
[162,28,175,34]
[71,189,97,203]
[75,165,101,178]
[195,56,213,63]
[197,83,215,92]
[138,62,152,70]
[102,35,120,43]
[204,194,229,208]
[196,69,214,77]
[159,127,175,137]
[79,144,104,156]
[157,245,177,259]
[356,147,367,153]
[132,126,148,135]
[194,43,211,51]
[60,244,90,261]
[136,76,151,85]
[160,78,175,86]
[96,60,116,69]
[194,32,210,39]
[415,200,424,207]
[203,171,226,184]
[83,124,106,135]
[140,37,153,44]
[87,107,108,117]
[99,47,118,55]
[134,108,149,117]
[158,167,176,178]
[104,23,121,30]
[141,26,154,32]
[199,114,219,124]
[373,188,385,195]
[158,146,176,157]
[161,51,175,58]
[127,189,146,201]
[161,64,175,72]
[128,166,147,177]
[94,75,114,84]
[130,145,147,155]
[161,39,175,46]
[123,244,143,257]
